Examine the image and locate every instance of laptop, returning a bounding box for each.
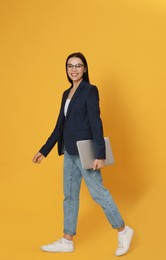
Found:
[76,137,114,169]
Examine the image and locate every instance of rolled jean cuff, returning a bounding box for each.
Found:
[63,229,76,236]
[112,220,125,229]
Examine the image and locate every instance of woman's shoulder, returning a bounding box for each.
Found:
[83,81,98,92]
[62,86,72,96]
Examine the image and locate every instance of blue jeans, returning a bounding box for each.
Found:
[63,150,125,235]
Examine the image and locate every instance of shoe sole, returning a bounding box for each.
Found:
[41,246,74,253]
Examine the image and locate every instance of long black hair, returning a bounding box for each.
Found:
[65,52,90,84]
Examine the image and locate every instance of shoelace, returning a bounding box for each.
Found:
[118,235,124,249]
[50,239,63,246]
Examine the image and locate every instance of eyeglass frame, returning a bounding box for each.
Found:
[67,63,84,70]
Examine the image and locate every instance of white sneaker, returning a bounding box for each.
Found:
[41,238,74,252]
[115,226,134,256]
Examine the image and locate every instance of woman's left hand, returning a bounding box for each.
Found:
[93,159,105,170]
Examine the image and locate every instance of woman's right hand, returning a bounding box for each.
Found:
[32,152,44,164]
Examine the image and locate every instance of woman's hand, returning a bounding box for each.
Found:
[32,152,44,164]
[93,159,105,170]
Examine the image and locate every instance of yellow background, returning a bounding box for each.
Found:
[0,0,166,259]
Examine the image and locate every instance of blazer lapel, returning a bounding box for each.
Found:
[63,88,71,105]
[65,80,85,121]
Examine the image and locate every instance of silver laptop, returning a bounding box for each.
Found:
[76,137,114,169]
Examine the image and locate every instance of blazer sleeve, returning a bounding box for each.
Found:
[86,86,106,159]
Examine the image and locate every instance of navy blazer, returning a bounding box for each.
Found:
[39,79,106,159]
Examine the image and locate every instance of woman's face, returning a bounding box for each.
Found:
[66,57,86,83]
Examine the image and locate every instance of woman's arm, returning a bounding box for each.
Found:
[86,86,106,160]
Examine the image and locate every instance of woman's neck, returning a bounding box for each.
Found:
[72,79,83,89]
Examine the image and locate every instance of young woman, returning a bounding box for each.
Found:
[32,52,134,256]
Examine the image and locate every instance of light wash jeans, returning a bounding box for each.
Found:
[63,150,125,235]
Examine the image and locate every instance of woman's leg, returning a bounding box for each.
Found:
[63,153,133,257]
[84,170,125,229]
[74,156,125,229]
[63,150,82,236]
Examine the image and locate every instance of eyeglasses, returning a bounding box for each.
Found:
[67,63,84,70]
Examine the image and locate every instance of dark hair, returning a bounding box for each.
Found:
[65,52,90,84]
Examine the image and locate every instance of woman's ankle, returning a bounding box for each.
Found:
[63,234,73,241]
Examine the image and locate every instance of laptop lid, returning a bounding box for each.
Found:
[76,137,114,169]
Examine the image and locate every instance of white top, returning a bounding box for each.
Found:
[64,98,71,117]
